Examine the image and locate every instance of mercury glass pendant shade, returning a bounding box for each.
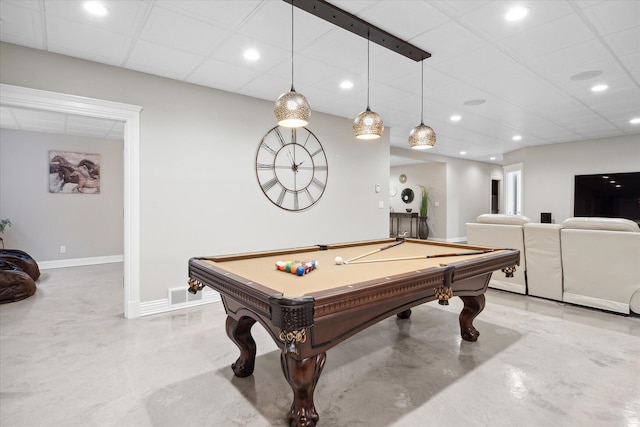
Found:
[274,2,310,128]
[353,107,384,139]
[274,86,311,128]
[408,123,436,149]
[353,36,383,139]
[409,59,436,149]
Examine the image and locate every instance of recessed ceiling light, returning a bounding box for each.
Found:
[591,84,608,92]
[459,151,467,155]
[602,176,609,179]
[243,49,260,61]
[490,156,496,160]
[609,180,616,184]
[450,115,461,122]
[505,6,529,22]
[83,1,109,16]
[340,80,354,89]
[570,70,603,81]
[615,184,622,188]
[464,99,486,106]
[630,117,640,124]
[512,135,522,141]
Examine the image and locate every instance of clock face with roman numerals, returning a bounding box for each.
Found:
[256,126,328,211]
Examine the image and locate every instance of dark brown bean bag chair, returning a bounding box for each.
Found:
[0,249,40,281]
[0,261,36,304]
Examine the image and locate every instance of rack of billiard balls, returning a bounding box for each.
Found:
[275,259,318,276]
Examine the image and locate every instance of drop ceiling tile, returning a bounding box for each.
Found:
[499,13,596,59]
[531,39,612,83]
[619,51,640,74]
[234,73,291,103]
[263,53,347,89]
[587,88,640,117]
[44,0,150,36]
[355,1,451,40]
[301,29,368,70]
[12,108,67,133]
[66,115,119,139]
[125,39,205,80]
[455,1,574,42]
[581,0,640,36]
[237,0,333,53]
[158,0,263,29]
[106,122,125,140]
[410,21,485,65]
[187,58,264,93]
[370,48,420,84]
[208,34,289,71]
[430,1,491,16]
[46,15,133,65]
[604,26,640,58]
[0,1,45,48]
[138,6,230,56]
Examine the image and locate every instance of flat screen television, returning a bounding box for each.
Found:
[574,172,640,223]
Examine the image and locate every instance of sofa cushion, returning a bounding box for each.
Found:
[476,214,530,225]
[523,224,562,301]
[562,217,640,232]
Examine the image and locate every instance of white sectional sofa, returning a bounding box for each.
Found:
[466,215,640,315]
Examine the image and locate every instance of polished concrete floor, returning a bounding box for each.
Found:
[1,263,639,427]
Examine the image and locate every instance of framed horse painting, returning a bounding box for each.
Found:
[49,151,101,194]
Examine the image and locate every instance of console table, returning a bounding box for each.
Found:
[390,212,419,238]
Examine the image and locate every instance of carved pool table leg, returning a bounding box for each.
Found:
[397,309,412,319]
[458,294,486,342]
[226,316,257,377]
[280,352,327,427]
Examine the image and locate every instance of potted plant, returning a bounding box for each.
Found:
[418,187,429,240]
[0,218,11,249]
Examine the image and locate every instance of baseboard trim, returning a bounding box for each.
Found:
[139,289,221,317]
[39,255,124,270]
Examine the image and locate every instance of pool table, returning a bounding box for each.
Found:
[188,238,519,426]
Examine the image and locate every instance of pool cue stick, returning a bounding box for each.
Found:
[346,239,406,263]
[345,249,494,265]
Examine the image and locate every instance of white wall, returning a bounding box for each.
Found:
[504,135,640,223]
[391,148,503,241]
[0,130,124,260]
[390,162,446,239]
[0,43,390,302]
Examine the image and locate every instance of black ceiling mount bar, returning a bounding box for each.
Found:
[283,0,431,62]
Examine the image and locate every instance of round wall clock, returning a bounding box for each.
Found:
[256,126,328,211]
[401,188,414,203]
[389,186,398,197]
[399,174,407,183]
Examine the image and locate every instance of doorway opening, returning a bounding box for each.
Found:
[1,83,142,318]
[491,179,500,214]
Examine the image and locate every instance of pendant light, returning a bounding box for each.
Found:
[274,1,310,128]
[353,35,383,139]
[408,59,436,149]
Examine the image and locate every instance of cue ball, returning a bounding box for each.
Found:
[334,256,343,265]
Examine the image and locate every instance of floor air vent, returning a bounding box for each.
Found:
[169,287,202,306]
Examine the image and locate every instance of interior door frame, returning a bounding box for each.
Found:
[1,83,142,318]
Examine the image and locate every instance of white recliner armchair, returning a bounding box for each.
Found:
[466,214,529,294]
[560,217,640,314]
